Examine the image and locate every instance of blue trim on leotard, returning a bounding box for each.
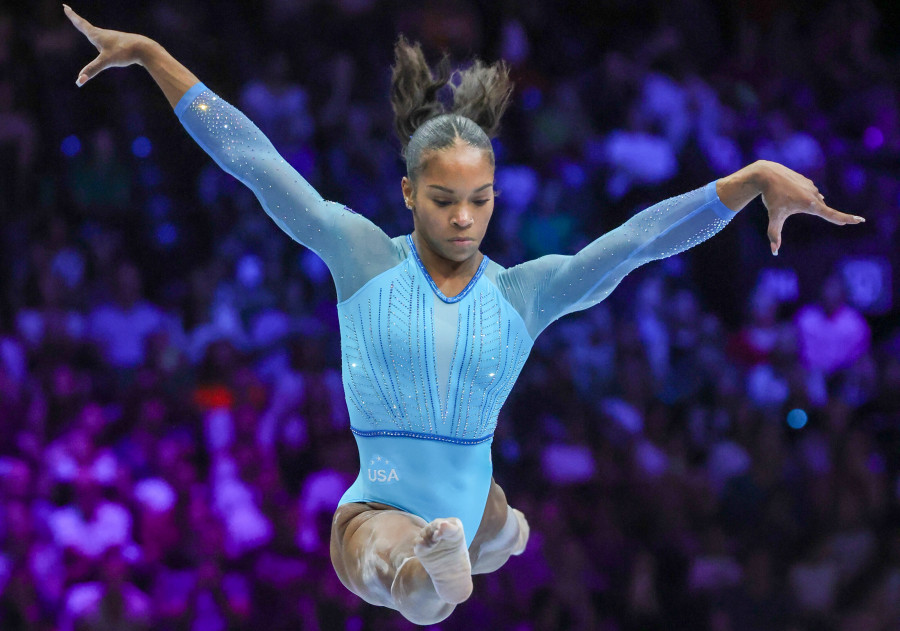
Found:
[351,427,493,445]
[406,234,489,304]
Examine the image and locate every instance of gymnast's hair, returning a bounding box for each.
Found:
[390,35,514,185]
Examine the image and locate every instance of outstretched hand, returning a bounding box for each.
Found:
[759,160,864,256]
[63,4,149,86]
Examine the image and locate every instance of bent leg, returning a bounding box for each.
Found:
[468,479,530,575]
[329,481,529,622]
[330,502,471,625]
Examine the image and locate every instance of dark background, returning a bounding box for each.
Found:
[1,1,899,629]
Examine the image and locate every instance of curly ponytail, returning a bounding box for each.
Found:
[449,58,513,140]
[389,35,514,183]
[390,35,451,154]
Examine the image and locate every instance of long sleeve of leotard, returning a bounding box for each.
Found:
[497,182,736,339]
[174,82,400,301]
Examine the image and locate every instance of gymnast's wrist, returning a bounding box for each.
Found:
[134,37,163,67]
[747,160,774,196]
[716,161,767,212]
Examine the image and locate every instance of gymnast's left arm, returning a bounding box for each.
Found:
[498,160,865,339]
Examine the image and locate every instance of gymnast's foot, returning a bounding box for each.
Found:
[510,508,529,556]
[413,517,473,604]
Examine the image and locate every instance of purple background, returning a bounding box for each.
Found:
[1,0,899,629]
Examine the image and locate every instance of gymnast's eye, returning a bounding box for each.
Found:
[433,200,453,207]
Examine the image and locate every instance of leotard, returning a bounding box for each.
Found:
[176,82,736,546]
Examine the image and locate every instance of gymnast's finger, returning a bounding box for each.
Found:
[817,203,865,225]
[63,4,100,48]
[766,215,785,256]
[76,54,106,87]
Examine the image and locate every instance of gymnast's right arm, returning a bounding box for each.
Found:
[64,5,399,301]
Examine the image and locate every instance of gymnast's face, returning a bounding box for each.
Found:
[402,140,495,267]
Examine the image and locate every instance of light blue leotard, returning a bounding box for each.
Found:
[176,82,736,546]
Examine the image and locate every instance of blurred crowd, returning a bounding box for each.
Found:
[1,0,900,629]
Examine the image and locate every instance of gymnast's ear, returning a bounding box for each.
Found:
[401,176,415,209]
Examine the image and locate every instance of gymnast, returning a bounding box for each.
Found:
[64,5,865,624]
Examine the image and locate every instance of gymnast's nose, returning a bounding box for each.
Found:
[451,205,474,229]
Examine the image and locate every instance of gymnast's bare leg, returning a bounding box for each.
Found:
[330,478,529,624]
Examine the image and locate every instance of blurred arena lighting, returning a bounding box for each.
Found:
[756,268,800,303]
[841,256,892,314]
[787,408,808,429]
[521,85,541,111]
[863,126,884,151]
[61,134,81,157]
[131,135,153,158]
[154,222,178,247]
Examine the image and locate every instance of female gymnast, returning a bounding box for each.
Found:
[65,5,865,624]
